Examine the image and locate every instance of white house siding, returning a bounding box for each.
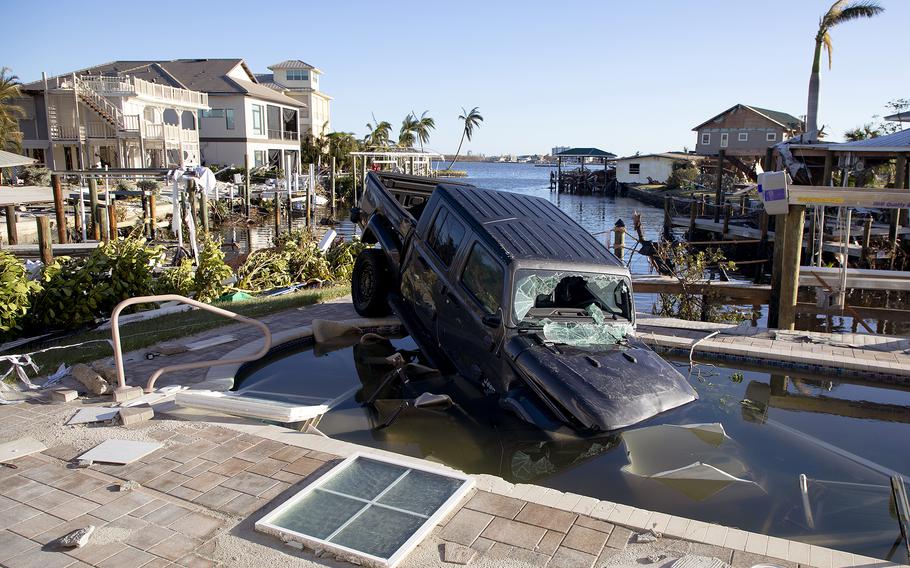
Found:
[616,156,680,184]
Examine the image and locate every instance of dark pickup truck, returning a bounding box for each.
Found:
[350,172,696,433]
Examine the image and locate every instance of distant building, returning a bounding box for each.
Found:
[693,104,803,159]
[17,59,306,172]
[615,152,700,184]
[551,146,569,157]
[256,60,332,137]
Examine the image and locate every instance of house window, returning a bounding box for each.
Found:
[283,108,298,139]
[267,105,281,138]
[286,69,308,81]
[767,132,777,142]
[701,133,710,145]
[738,132,749,142]
[461,243,503,315]
[253,150,266,167]
[720,133,729,148]
[428,209,466,268]
[252,105,264,135]
[225,109,234,130]
[629,163,641,175]
[200,108,234,130]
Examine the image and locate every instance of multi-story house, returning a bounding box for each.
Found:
[693,104,804,159]
[17,59,307,172]
[256,60,332,136]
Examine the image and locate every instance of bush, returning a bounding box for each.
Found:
[666,162,698,189]
[19,165,50,186]
[0,251,40,336]
[136,180,160,194]
[116,179,136,191]
[326,237,367,282]
[156,259,195,298]
[193,235,233,302]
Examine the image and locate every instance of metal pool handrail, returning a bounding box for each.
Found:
[110,294,272,393]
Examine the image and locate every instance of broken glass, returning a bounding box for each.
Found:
[512,271,628,322]
[540,319,633,347]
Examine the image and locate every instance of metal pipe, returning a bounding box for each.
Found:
[110,294,272,393]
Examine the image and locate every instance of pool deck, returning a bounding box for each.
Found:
[1,297,909,568]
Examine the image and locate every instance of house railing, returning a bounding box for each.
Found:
[74,76,125,130]
[122,114,140,131]
[283,131,299,141]
[80,75,209,108]
[85,121,115,138]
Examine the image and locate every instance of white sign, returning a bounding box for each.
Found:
[758,171,789,215]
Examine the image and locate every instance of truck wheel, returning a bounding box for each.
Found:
[352,249,391,317]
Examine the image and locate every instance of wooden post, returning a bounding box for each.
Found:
[305,163,312,228]
[755,211,770,283]
[101,208,110,243]
[688,200,697,239]
[73,194,83,240]
[613,223,625,261]
[149,193,157,239]
[200,190,209,234]
[409,156,415,175]
[107,202,118,238]
[768,213,787,328]
[274,193,281,239]
[330,156,336,216]
[713,149,725,223]
[763,147,774,172]
[663,196,672,239]
[862,216,873,266]
[186,179,198,231]
[739,195,747,215]
[88,178,100,240]
[777,205,806,331]
[5,205,18,245]
[722,203,731,236]
[243,153,251,217]
[698,194,706,216]
[822,150,834,186]
[51,174,68,243]
[557,157,562,192]
[36,216,52,265]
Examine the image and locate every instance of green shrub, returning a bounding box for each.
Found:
[193,236,233,302]
[20,165,50,186]
[116,179,136,191]
[326,237,367,282]
[666,162,698,189]
[0,251,40,336]
[136,180,161,193]
[236,248,291,292]
[156,259,196,298]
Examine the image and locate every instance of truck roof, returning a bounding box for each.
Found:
[436,183,623,267]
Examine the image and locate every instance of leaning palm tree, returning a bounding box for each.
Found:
[364,116,392,148]
[0,67,25,152]
[398,113,418,147]
[413,110,435,151]
[447,107,483,169]
[805,1,884,141]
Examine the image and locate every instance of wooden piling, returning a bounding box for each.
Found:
[243,154,251,217]
[755,211,770,283]
[51,174,68,244]
[88,178,100,240]
[713,149,725,223]
[107,203,118,239]
[274,194,281,239]
[822,150,834,186]
[186,179,198,232]
[663,196,672,239]
[200,190,209,234]
[330,156,336,217]
[149,193,157,239]
[688,201,697,239]
[862,216,874,266]
[5,205,18,246]
[722,203,732,237]
[768,213,787,328]
[36,216,52,265]
[613,224,625,261]
[777,205,806,331]
[305,163,312,228]
[698,194,706,216]
[73,196,83,240]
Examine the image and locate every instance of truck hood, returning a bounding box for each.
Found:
[507,335,697,432]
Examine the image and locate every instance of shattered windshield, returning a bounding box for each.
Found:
[512,270,633,346]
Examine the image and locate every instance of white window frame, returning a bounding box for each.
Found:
[766,132,777,142]
[629,163,641,175]
[738,132,749,142]
[701,133,711,145]
[720,132,729,148]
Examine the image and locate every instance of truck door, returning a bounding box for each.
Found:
[437,239,508,390]
[400,206,467,348]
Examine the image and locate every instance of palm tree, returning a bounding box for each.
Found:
[0,67,25,152]
[805,1,884,142]
[364,116,392,148]
[447,107,483,169]
[398,113,418,147]
[413,110,435,151]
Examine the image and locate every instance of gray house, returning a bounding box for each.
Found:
[693,104,803,159]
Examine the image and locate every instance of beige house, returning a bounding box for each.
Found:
[18,59,307,172]
[615,153,700,184]
[256,60,332,136]
[693,104,803,159]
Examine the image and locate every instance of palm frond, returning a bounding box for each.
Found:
[822,32,833,69]
[829,1,884,26]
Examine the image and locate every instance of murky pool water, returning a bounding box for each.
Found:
[234,334,910,559]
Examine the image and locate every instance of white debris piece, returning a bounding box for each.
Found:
[57,525,95,548]
[78,439,163,465]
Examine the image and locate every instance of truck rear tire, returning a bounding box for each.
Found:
[352,249,391,317]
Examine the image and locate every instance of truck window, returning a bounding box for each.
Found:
[461,242,503,314]
[428,209,465,267]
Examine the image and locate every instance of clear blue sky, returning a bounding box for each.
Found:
[4,0,907,157]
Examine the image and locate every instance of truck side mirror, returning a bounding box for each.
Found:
[482,313,502,328]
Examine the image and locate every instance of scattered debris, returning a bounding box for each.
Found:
[118,480,141,492]
[91,363,120,386]
[78,439,163,465]
[49,389,78,403]
[671,555,730,568]
[67,407,119,425]
[176,390,328,423]
[283,540,304,550]
[647,554,668,563]
[73,459,93,468]
[71,364,113,395]
[441,542,476,565]
[0,437,47,463]
[41,363,70,388]
[113,386,143,403]
[118,406,154,426]
[119,385,185,408]
[312,319,363,343]
[636,529,662,543]
[57,525,95,548]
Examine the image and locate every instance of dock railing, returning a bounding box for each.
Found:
[110,295,272,393]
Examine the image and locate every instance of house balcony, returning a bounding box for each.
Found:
[140,120,199,144]
[68,75,210,110]
[267,129,299,142]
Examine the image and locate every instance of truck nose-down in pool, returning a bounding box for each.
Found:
[350,172,696,433]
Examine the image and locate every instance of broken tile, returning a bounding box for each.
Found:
[440,508,494,546]
[481,517,547,550]
[0,437,47,463]
[78,439,163,465]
